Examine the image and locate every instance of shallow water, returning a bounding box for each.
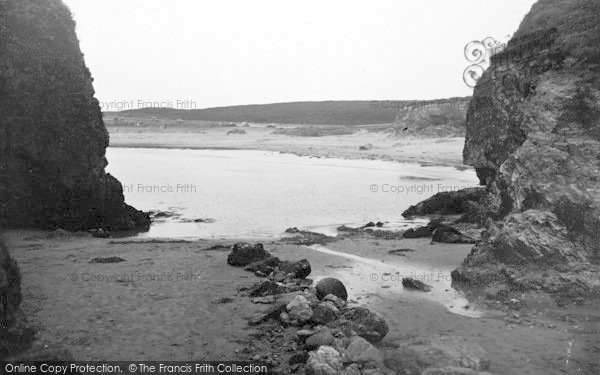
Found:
[308,244,482,317]
[106,147,479,239]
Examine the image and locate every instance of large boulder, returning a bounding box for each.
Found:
[453,0,600,295]
[331,307,389,343]
[315,278,348,300]
[0,0,148,231]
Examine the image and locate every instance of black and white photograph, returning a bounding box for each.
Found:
[0,0,599,374]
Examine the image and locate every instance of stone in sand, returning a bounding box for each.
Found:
[227,242,270,266]
[89,256,126,263]
[316,278,348,300]
[402,277,433,292]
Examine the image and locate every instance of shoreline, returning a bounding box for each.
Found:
[106,126,470,169]
[107,143,471,170]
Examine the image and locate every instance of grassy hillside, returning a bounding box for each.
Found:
[110,98,471,126]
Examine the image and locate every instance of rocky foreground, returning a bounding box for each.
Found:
[225,242,496,374]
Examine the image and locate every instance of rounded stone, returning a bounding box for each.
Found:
[316,278,348,301]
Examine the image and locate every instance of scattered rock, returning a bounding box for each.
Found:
[286,295,313,323]
[305,329,335,349]
[280,259,312,279]
[227,243,270,266]
[339,307,389,343]
[89,256,126,263]
[402,277,433,292]
[323,294,347,309]
[244,256,281,274]
[305,346,343,375]
[248,280,288,297]
[359,143,374,151]
[311,301,340,325]
[344,335,384,364]
[316,278,348,300]
[251,296,276,304]
[340,364,362,375]
[289,352,309,365]
[281,230,337,246]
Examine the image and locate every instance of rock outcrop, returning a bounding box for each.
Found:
[454,0,600,295]
[0,0,149,231]
[0,240,33,357]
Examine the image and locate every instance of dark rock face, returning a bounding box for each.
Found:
[0,0,149,231]
[455,0,600,294]
[0,240,34,356]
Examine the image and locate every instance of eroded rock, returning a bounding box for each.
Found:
[227,243,271,267]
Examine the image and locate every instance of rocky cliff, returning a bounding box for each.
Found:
[0,0,149,231]
[453,0,600,296]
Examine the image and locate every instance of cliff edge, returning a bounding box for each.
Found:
[453,0,600,296]
[0,0,149,231]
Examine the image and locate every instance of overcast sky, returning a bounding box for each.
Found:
[62,0,537,110]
